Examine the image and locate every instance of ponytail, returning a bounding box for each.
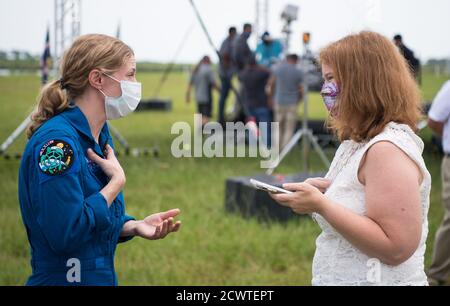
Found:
[27,80,70,138]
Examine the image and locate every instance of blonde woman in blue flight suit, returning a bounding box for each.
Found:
[18,34,181,286]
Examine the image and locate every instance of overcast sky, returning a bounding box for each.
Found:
[1,0,449,63]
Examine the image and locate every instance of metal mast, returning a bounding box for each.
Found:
[255,0,269,39]
[54,0,82,74]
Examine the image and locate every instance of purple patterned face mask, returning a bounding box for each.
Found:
[320,82,340,113]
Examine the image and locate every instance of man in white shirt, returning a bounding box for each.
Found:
[428,80,450,286]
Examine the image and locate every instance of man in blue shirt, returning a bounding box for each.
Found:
[255,32,283,68]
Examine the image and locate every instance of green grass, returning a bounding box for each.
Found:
[0,71,449,285]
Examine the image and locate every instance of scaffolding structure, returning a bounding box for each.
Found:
[255,0,269,40]
[54,0,82,74]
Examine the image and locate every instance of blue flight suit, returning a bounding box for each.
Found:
[18,105,135,286]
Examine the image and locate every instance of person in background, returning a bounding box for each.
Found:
[427,79,450,286]
[233,23,253,73]
[255,32,283,68]
[268,54,304,150]
[231,23,254,123]
[238,56,272,148]
[186,56,220,127]
[393,34,421,82]
[218,27,238,127]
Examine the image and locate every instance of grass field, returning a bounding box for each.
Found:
[0,70,449,285]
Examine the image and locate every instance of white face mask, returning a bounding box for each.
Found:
[99,73,142,120]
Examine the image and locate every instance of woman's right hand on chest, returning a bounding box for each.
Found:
[87,144,126,188]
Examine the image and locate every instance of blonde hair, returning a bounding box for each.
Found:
[319,31,422,142]
[27,34,134,138]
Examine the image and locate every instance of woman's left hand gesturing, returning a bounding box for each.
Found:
[134,209,182,240]
[270,180,331,215]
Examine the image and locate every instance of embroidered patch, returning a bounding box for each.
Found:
[38,139,75,176]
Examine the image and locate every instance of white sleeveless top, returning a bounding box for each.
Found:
[311,122,431,286]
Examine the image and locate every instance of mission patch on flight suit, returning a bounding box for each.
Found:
[37,138,76,178]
